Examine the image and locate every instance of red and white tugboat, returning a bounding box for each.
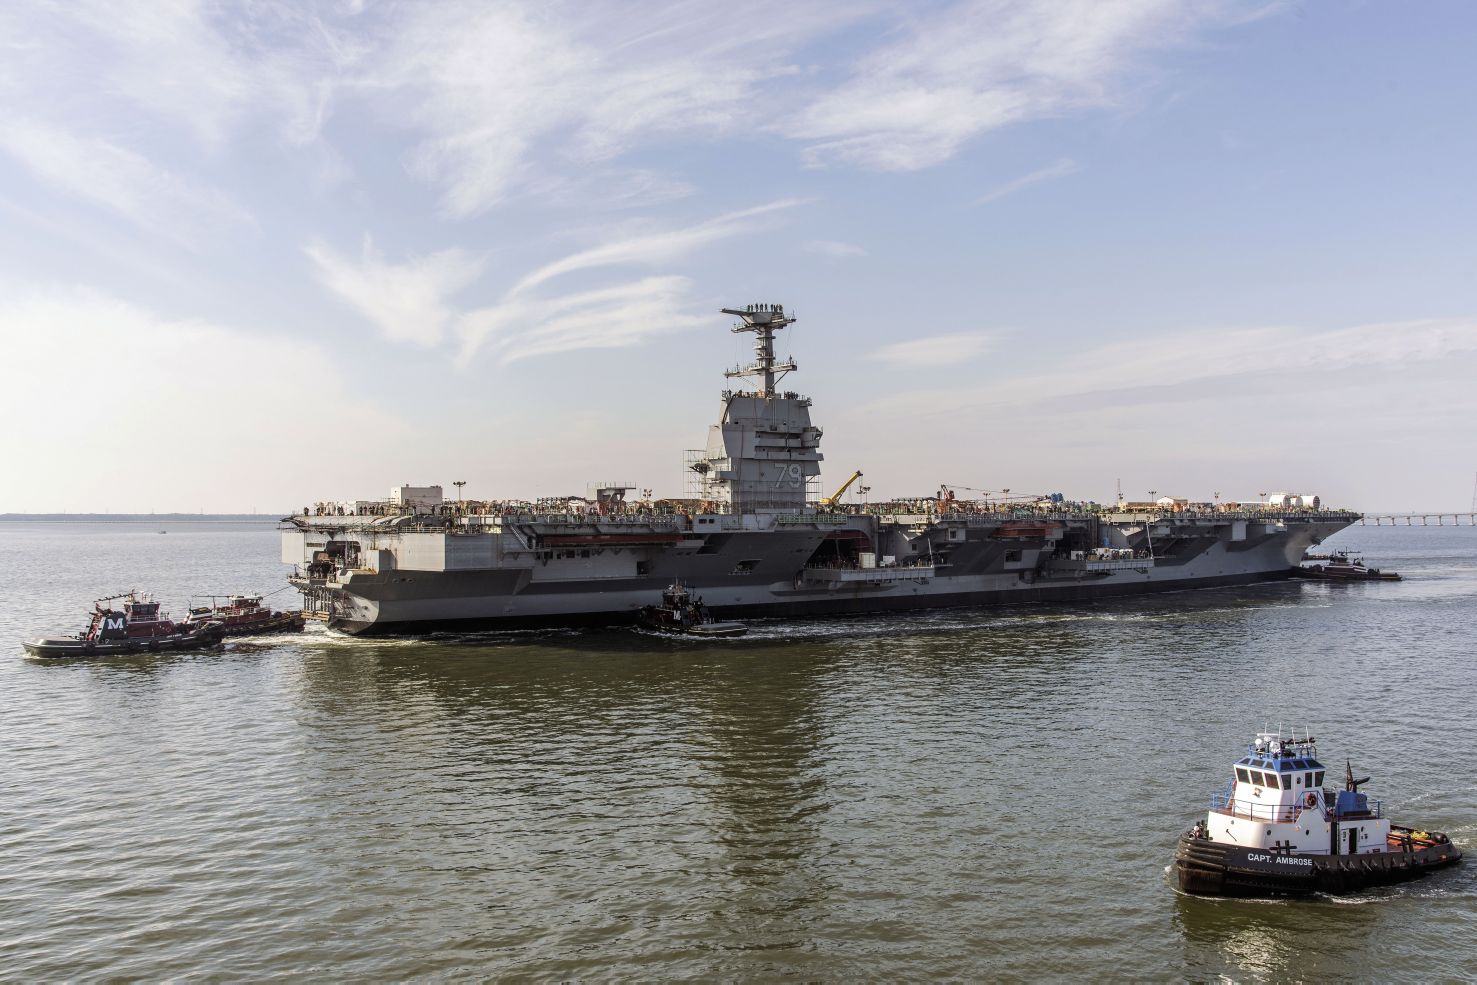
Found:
[1175,731,1461,897]
[22,592,225,658]
[182,595,306,637]
[636,582,747,637]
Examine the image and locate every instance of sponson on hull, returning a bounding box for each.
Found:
[1175,731,1461,897]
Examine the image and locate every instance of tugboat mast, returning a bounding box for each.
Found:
[722,304,796,397]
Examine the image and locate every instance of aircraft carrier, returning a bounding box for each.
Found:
[282,303,1358,634]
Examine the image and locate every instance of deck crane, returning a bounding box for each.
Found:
[820,470,864,508]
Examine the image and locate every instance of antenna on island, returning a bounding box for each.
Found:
[721,303,797,397]
[1471,471,1476,513]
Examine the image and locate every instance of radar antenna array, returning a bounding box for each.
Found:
[721,303,797,396]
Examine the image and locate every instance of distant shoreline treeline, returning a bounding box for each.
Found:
[0,514,282,522]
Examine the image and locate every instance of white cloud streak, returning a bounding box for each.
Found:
[0,118,253,240]
[804,240,868,258]
[305,237,485,347]
[0,0,1264,233]
[973,158,1080,205]
[361,2,863,216]
[789,0,1239,171]
[869,331,1001,368]
[456,200,805,365]
[868,319,1477,416]
[508,199,805,298]
[0,1,343,149]
[457,276,708,368]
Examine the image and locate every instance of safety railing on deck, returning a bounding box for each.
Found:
[1209,791,1382,822]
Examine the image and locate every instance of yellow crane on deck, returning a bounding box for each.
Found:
[820,470,864,508]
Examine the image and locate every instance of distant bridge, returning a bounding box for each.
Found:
[1359,513,1477,526]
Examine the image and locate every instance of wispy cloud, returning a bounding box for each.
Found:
[457,276,708,367]
[509,199,805,298]
[0,118,252,240]
[804,239,868,258]
[868,319,1477,416]
[0,0,1266,234]
[525,169,697,211]
[973,158,1080,205]
[868,330,1000,368]
[305,237,485,346]
[457,200,804,365]
[789,1,1239,171]
[0,1,342,149]
[373,3,857,217]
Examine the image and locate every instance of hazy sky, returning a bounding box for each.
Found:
[2,1,1475,513]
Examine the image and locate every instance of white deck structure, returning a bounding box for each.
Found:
[1203,732,1389,857]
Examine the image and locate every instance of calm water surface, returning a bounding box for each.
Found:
[1,521,1474,980]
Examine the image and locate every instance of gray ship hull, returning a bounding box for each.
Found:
[288,514,1352,635]
[327,567,1297,635]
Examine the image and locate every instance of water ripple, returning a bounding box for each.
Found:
[0,523,1474,978]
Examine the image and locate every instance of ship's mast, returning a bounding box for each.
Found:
[722,303,796,397]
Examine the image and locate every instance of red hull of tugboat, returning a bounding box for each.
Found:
[184,597,307,637]
[1175,832,1461,897]
[207,611,306,637]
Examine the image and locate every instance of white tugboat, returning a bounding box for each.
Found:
[1175,731,1461,896]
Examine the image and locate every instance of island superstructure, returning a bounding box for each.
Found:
[282,303,1358,634]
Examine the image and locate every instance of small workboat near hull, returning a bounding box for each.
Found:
[1292,549,1401,581]
[635,582,748,637]
[183,596,307,637]
[1175,830,1461,897]
[214,611,306,637]
[1293,566,1402,581]
[23,624,225,659]
[648,620,748,638]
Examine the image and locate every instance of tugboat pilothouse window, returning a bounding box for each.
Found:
[1236,768,1250,782]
